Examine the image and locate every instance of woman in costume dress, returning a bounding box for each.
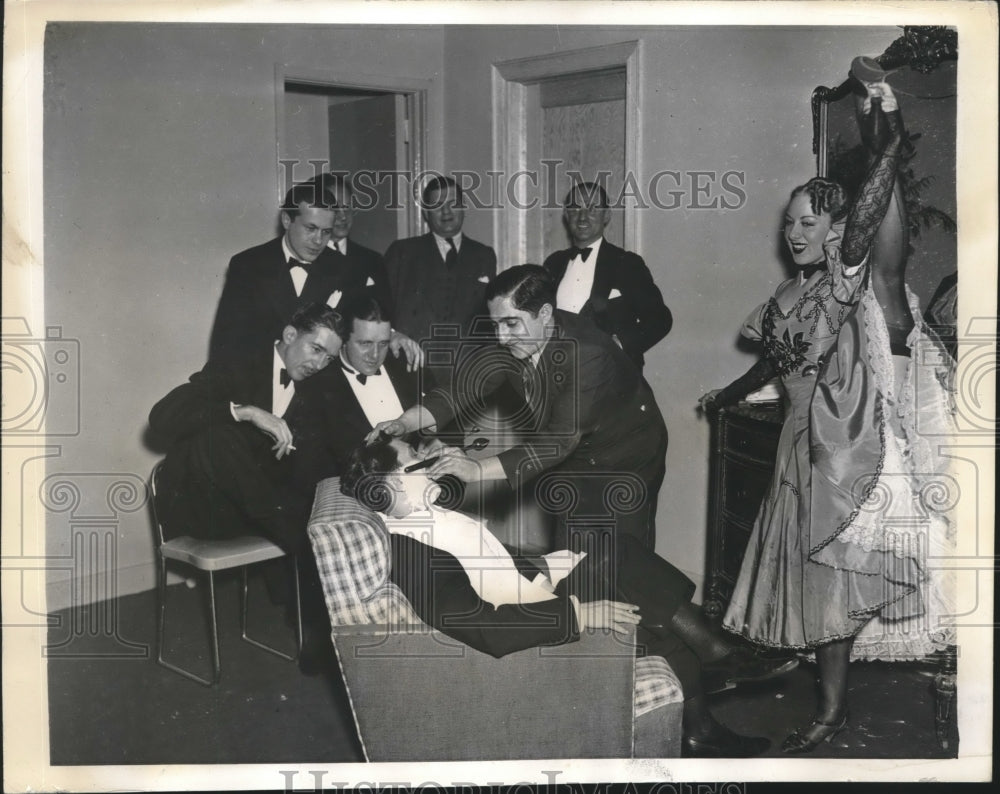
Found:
[700,78,955,753]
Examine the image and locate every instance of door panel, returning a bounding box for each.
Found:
[541,98,626,257]
[328,93,401,256]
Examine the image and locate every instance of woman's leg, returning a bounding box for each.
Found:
[781,637,852,753]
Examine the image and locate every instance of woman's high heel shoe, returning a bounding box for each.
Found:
[781,712,848,754]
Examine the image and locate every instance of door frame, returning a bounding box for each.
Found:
[274,64,431,238]
[492,41,642,270]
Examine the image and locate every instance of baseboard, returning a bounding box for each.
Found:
[46,562,156,614]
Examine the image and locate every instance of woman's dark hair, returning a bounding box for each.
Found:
[788,177,850,222]
[484,264,556,314]
[340,435,401,512]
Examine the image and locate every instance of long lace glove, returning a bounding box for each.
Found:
[842,82,904,269]
[699,357,778,416]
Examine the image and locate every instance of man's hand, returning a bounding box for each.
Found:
[578,600,641,635]
[389,330,424,372]
[234,405,295,459]
[426,447,480,483]
[365,418,409,445]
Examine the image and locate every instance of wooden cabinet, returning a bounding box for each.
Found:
[702,402,783,622]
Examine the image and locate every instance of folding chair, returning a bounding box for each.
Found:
[150,461,302,686]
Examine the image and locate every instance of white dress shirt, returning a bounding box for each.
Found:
[327,238,347,255]
[384,507,586,607]
[339,354,405,426]
[282,236,309,297]
[271,346,295,418]
[555,235,604,314]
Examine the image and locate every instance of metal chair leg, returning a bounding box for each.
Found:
[240,564,296,661]
[156,558,216,687]
[292,555,303,655]
[207,571,222,685]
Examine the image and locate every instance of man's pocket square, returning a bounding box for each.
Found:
[478,275,490,283]
[327,290,343,308]
[609,288,623,299]
[365,277,375,287]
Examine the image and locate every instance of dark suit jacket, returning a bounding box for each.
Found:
[148,347,342,516]
[421,310,668,492]
[332,238,393,314]
[208,236,391,364]
[383,233,497,344]
[312,353,421,473]
[543,239,672,370]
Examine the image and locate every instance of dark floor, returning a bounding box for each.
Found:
[47,575,957,765]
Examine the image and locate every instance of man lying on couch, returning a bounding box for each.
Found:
[341,436,797,757]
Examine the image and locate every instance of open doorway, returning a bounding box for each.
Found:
[276,67,428,255]
[492,41,640,269]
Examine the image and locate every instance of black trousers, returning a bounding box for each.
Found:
[158,423,327,625]
[551,533,702,698]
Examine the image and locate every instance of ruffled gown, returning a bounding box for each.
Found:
[722,252,956,660]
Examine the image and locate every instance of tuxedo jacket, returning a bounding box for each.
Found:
[208,236,391,365]
[333,238,393,315]
[543,239,672,370]
[312,352,421,473]
[387,524,695,660]
[383,233,497,344]
[421,310,668,492]
[149,346,341,503]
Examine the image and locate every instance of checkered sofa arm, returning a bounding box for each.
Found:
[308,477,422,626]
[634,655,684,716]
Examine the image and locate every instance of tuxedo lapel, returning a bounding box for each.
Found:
[548,252,571,284]
[263,244,299,327]
[384,355,420,410]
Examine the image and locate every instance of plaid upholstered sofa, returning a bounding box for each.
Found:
[307,476,684,761]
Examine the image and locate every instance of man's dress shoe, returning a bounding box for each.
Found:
[683,724,771,758]
[702,646,798,693]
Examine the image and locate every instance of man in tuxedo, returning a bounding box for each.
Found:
[383,175,497,347]
[150,302,346,674]
[317,293,421,472]
[317,173,394,314]
[543,182,672,371]
[209,179,420,368]
[340,436,796,757]
[370,265,668,549]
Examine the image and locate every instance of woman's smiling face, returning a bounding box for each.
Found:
[783,193,834,267]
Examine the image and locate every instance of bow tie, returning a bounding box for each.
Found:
[570,246,593,262]
[289,257,314,275]
[279,368,292,387]
[799,264,826,281]
[341,359,380,385]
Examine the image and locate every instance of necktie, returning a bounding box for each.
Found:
[571,246,593,262]
[289,257,314,275]
[279,368,292,387]
[521,360,539,414]
[445,237,458,268]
